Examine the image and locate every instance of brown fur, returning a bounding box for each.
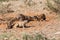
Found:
[7,14,46,29]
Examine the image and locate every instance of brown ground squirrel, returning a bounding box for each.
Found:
[7,14,46,29]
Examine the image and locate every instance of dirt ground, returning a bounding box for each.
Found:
[0,0,60,40]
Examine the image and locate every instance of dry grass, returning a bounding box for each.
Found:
[0,32,56,40]
[0,32,19,40]
[22,32,56,40]
[46,0,60,13]
[0,0,8,2]
[0,2,14,14]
